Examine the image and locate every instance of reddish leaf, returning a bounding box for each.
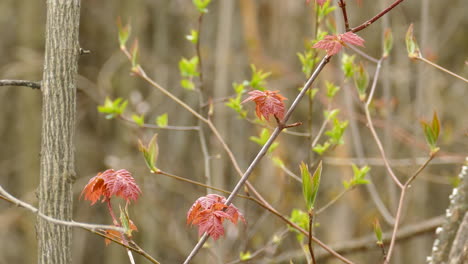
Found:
[81,173,106,205]
[104,229,122,246]
[187,194,245,240]
[81,169,142,205]
[316,0,328,5]
[102,169,141,203]
[242,90,287,121]
[313,32,365,56]
[340,32,365,47]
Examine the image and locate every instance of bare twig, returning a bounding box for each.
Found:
[0,79,41,89]
[384,153,436,263]
[308,211,317,264]
[338,0,351,31]
[364,58,404,188]
[315,215,444,260]
[119,115,200,131]
[351,0,407,33]
[347,44,380,64]
[315,188,348,215]
[0,185,124,233]
[416,56,468,83]
[86,228,161,264]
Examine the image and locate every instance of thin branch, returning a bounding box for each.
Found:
[315,188,348,215]
[278,164,302,182]
[364,58,404,188]
[119,115,200,131]
[347,44,380,64]
[314,215,444,260]
[0,185,124,233]
[351,0,407,33]
[338,0,351,31]
[137,69,209,122]
[311,111,330,148]
[384,153,436,263]
[85,228,161,264]
[183,56,357,264]
[0,79,41,89]
[308,211,317,264]
[416,56,468,83]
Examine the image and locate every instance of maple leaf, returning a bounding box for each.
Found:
[102,169,142,203]
[81,173,107,205]
[313,32,365,56]
[81,169,142,205]
[187,194,245,240]
[242,90,287,121]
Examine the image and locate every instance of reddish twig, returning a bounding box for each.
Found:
[351,0,407,33]
[338,0,351,31]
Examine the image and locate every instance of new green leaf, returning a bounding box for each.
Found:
[301,161,322,211]
[138,134,159,172]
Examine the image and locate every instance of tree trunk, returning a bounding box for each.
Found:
[429,157,468,264]
[37,1,81,263]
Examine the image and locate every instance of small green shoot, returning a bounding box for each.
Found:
[383,28,393,58]
[405,24,421,59]
[132,114,144,127]
[138,134,159,172]
[98,97,128,119]
[343,164,371,189]
[300,161,322,211]
[354,63,369,101]
[420,112,441,154]
[156,113,168,128]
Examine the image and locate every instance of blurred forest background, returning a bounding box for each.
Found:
[0,0,467,263]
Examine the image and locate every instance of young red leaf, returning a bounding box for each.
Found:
[340,32,365,47]
[187,194,245,240]
[313,32,365,56]
[81,169,142,205]
[81,173,106,205]
[242,90,287,121]
[102,169,141,204]
[104,229,122,246]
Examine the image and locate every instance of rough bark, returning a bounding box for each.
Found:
[37,1,81,263]
[428,157,468,264]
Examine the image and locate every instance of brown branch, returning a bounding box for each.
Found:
[384,153,436,263]
[315,216,444,260]
[338,0,351,31]
[351,0,407,33]
[0,79,41,89]
[308,211,317,264]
